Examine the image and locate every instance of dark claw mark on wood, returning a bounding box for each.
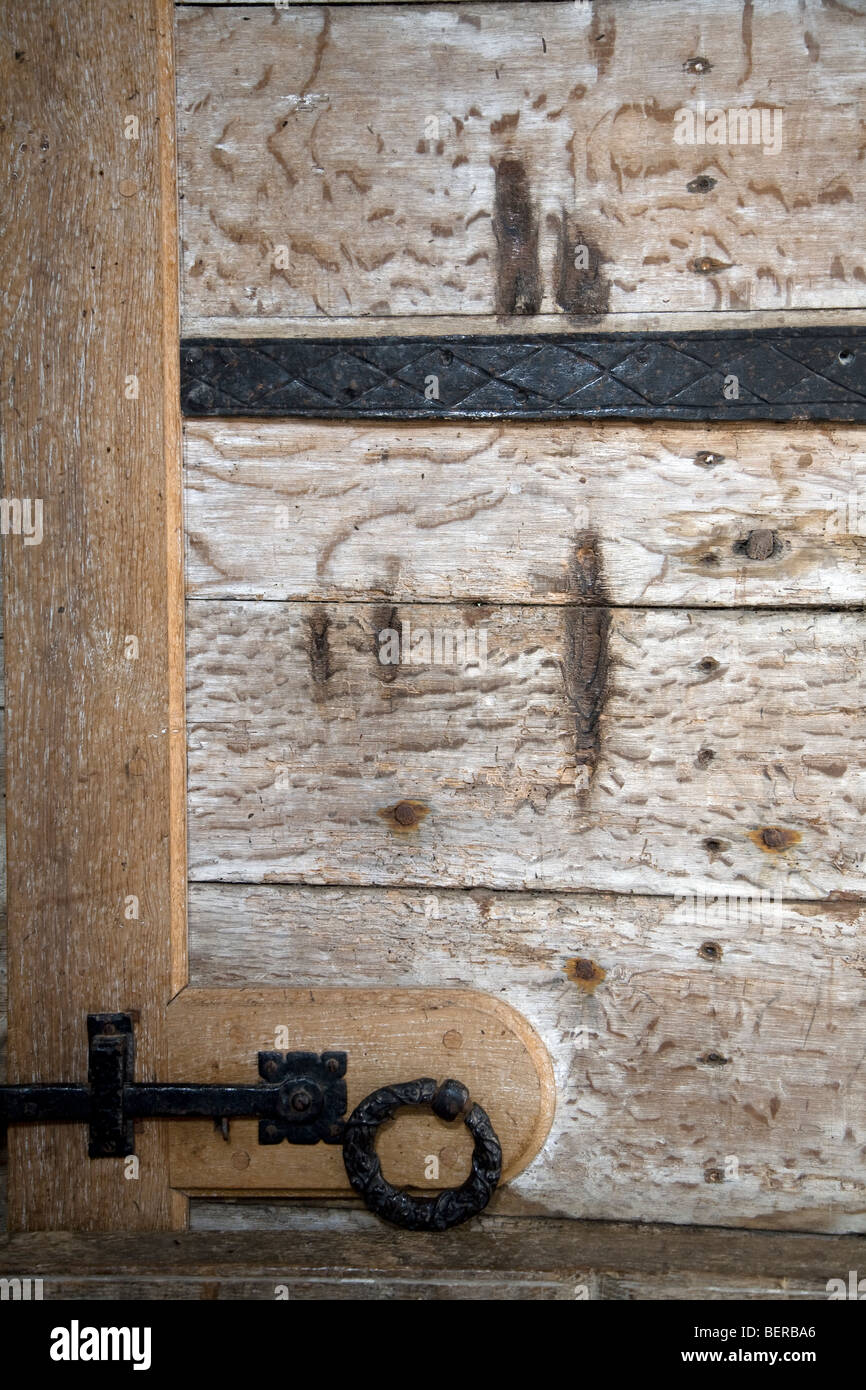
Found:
[371,604,399,684]
[307,611,332,687]
[550,209,610,316]
[492,157,542,316]
[562,533,610,787]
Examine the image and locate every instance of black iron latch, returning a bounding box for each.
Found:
[0,1013,502,1232]
[0,1015,347,1158]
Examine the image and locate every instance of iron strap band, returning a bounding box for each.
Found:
[180,327,866,422]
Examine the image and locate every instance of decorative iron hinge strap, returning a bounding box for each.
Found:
[180,327,866,422]
[0,1013,503,1232]
[0,1015,347,1157]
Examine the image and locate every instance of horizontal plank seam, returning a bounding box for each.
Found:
[184,312,866,336]
[184,597,866,614]
[186,879,866,906]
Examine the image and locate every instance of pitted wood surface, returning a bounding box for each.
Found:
[177,1,866,331]
[184,884,866,1231]
[186,602,866,898]
[184,419,866,605]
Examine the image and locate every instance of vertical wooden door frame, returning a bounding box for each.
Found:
[1,0,186,1230]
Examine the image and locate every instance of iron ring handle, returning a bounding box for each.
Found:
[342,1077,502,1231]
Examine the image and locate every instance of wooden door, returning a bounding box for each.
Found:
[2,0,865,1302]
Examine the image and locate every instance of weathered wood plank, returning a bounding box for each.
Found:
[2,1222,863,1301]
[186,602,866,898]
[177,1,866,330]
[0,0,187,1229]
[182,309,866,340]
[187,1202,855,1297]
[186,884,866,1231]
[0,1273,588,1300]
[184,419,866,605]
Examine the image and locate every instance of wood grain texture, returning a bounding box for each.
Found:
[185,419,866,606]
[186,885,866,1232]
[176,1,866,330]
[186,601,866,898]
[187,1202,860,1298]
[2,1222,863,1300]
[184,308,866,340]
[0,0,187,1230]
[166,986,555,1195]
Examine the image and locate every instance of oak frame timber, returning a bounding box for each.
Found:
[1,0,187,1230]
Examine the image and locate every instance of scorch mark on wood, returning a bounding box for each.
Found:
[492,157,541,316]
[562,534,610,790]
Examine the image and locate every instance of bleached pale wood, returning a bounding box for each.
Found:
[0,0,186,1230]
[185,419,866,606]
[177,1,866,328]
[182,308,866,338]
[186,602,866,898]
[186,884,866,1232]
[166,986,555,1195]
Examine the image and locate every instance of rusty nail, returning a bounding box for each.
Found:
[761,826,786,849]
[393,801,417,826]
[741,529,777,561]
